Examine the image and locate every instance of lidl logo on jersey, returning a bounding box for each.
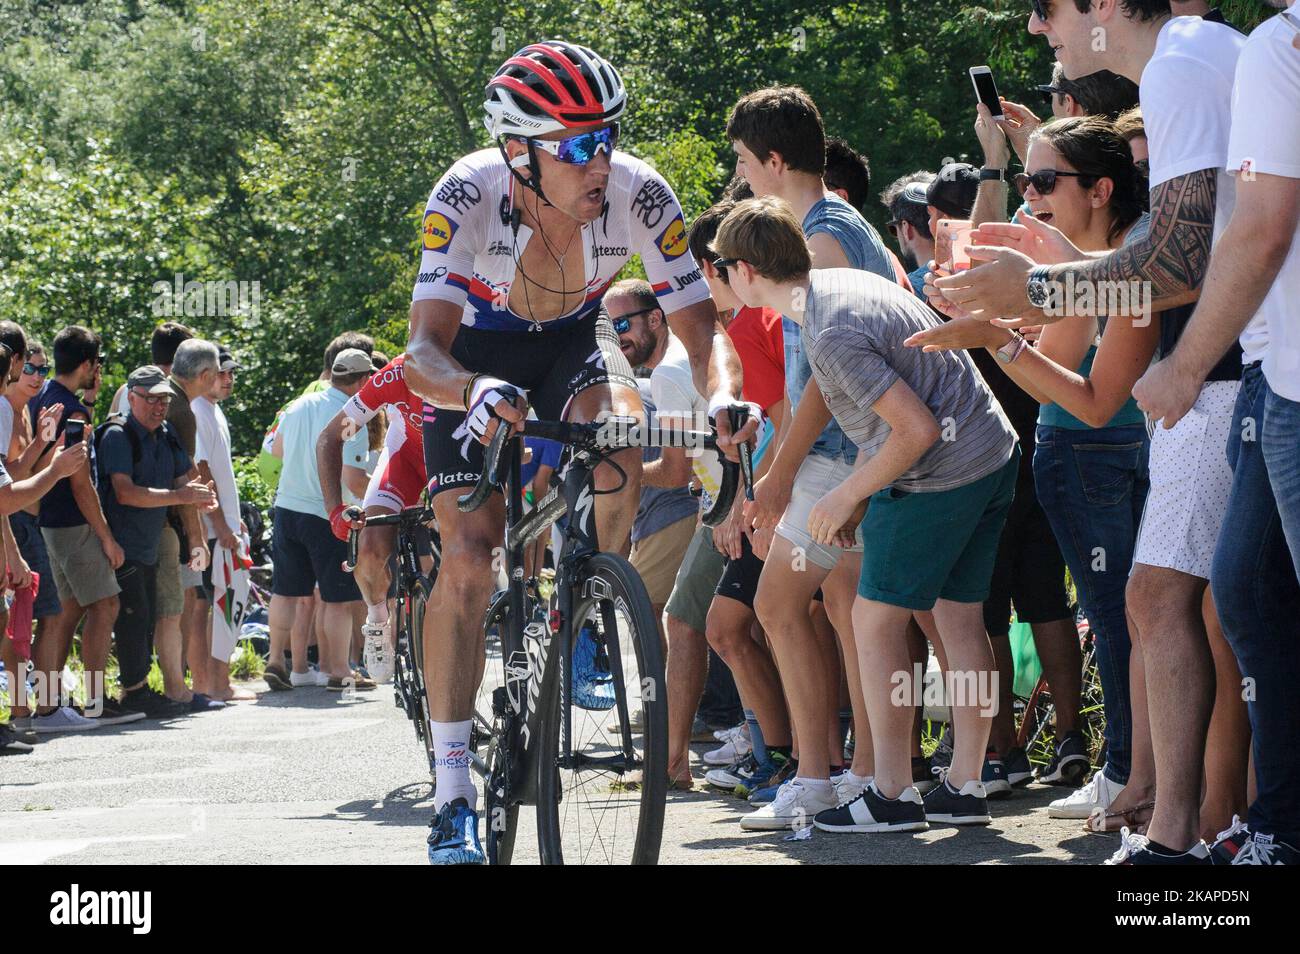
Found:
[422,210,458,252]
[657,215,688,261]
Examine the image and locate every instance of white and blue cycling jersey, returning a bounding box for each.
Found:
[412,148,711,331]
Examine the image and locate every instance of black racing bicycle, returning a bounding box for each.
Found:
[458,408,752,865]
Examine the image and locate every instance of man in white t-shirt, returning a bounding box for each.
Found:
[609,277,734,787]
[929,1,1247,865]
[189,348,250,703]
[1133,1,1300,866]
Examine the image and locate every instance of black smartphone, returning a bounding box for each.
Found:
[969,65,1003,119]
[64,419,86,446]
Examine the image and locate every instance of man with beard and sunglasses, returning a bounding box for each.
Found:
[401,40,756,865]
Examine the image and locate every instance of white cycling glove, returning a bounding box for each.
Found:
[466,376,526,442]
[706,396,763,432]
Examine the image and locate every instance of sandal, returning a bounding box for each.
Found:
[1086,799,1155,834]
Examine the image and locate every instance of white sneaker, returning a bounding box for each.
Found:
[32,706,103,734]
[1048,767,1125,819]
[713,723,743,743]
[1104,826,1148,865]
[703,728,751,766]
[362,623,394,684]
[832,771,871,806]
[739,778,837,831]
[289,668,329,688]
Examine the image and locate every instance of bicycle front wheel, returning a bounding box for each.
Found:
[535,553,667,865]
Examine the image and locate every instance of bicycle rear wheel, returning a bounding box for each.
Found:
[535,553,667,865]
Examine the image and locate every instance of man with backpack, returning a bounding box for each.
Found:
[98,365,216,718]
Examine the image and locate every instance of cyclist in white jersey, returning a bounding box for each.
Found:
[402,40,757,864]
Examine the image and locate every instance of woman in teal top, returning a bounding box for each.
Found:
[910,116,1154,829]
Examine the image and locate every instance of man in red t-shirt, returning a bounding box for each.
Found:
[317,354,430,680]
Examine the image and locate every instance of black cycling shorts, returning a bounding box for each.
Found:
[424,313,638,495]
[714,533,764,609]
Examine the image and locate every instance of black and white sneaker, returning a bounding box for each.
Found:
[814,780,928,833]
[923,777,991,825]
[981,750,1012,800]
[1036,730,1089,787]
[1231,831,1299,865]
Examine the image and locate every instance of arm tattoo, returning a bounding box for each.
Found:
[1054,169,1217,306]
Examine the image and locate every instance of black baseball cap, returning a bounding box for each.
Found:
[926,163,980,219]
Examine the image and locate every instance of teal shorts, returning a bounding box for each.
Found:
[857,450,1019,611]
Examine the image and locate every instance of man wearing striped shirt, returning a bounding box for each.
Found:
[713,196,1019,836]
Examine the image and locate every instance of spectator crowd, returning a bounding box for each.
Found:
[3,0,1298,868]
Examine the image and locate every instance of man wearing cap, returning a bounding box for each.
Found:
[925,162,981,241]
[188,346,250,703]
[880,172,938,298]
[266,347,374,691]
[154,339,221,710]
[99,365,217,718]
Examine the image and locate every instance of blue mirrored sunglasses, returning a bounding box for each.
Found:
[22,362,50,378]
[528,124,619,165]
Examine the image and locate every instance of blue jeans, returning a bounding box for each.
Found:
[1033,423,1150,785]
[1238,375,1300,843]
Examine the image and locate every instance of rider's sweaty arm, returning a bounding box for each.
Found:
[316,409,354,517]
[665,299,743,414]
[405,299,479,409]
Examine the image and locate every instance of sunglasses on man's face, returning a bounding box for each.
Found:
[526,123,619,165]
[609,305,657,334]
[1014,169,1095,197]
[713,258,745,283]
[131,390,172,406]
[22,362,49,378]
[1134,158,1150,176]
[1031,0,1051,23]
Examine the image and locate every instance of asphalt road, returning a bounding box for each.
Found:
[0,677,1118,865]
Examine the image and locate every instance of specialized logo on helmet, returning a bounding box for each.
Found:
[657,215,687,260]
[422,211,458,252]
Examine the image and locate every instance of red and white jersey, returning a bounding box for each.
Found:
[342,355,425,461]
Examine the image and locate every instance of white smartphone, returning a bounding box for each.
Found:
[969,65,1003,120]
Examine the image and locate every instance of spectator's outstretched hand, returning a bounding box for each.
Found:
[50,440,87,478]
[932,244,1049,326]
[922,263,975,321]
[904,316,1009,353]
[176,480,216,508]
[973,208,1085,265]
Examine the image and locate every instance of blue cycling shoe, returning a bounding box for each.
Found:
[427,797,485,865]
[572,624,616,711]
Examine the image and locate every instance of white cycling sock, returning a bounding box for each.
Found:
[365,601,389,627]
[431,720,477,812]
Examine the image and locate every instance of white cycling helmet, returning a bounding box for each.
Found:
[483,40,627,139]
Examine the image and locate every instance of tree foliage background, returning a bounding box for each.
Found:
[0,0,1263,454]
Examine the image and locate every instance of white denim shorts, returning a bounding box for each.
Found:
[775,453,864,571]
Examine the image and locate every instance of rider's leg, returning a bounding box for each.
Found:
[355,515,398,626]
[423,489,505,810]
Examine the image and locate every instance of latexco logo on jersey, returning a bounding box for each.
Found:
[49,884,152,934]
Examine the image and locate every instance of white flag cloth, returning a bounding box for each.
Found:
[210,536,253,662]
